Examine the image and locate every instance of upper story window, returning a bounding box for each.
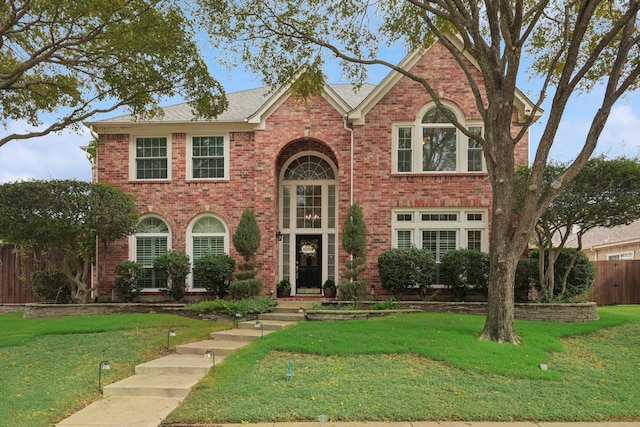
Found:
[189,135,228,180]
[393,104,485,174]
[135,137,169,179]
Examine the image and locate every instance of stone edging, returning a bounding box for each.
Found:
[310,301,599,322]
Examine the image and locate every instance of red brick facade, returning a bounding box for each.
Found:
[91,42,530,300]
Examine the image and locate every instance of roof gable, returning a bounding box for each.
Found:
[348,37,538,125]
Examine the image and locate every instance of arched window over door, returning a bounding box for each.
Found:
[280,153,338,294]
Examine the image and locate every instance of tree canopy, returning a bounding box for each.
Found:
[196,0,640,343]
[516,156,640,301]
[0,0,227,147]
[0,180,139,302]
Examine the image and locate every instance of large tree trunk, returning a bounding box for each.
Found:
[480,201,522,344]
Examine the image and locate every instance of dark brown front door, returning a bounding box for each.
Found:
[296,235,322,294]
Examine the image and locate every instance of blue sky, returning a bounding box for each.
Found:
[1,49,639,184]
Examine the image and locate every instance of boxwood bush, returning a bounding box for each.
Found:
[377,247,435,299]
[193,254,235,298]
[113,260,146,302]
[440,249,489,301]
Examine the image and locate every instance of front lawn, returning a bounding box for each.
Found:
[165,306,640,424]
[0,312,230,427]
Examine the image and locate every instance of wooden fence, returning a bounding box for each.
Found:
[591,260,640,305]
[0,244,41,303]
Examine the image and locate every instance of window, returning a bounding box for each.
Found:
[393,105,484,173]
[189,216,228,288]
[422,107,457,171]
[190,136,228,179]
[135,137,168,179]
[392,209,488,284]
[134,217,170,289]
[608,252,633,260]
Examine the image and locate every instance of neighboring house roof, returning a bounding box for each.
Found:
[90,84,376,127]
[565,219,640,250]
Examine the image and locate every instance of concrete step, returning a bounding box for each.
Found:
[135,354,217,376]
[210,328,270,342]
[238,319,297,331]
[176,339,247,356]
[102,373,203,398]
[258,311,306,321]
[56,396,183,426]
[270,305,309,314]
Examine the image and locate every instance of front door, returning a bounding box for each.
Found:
[296,235,322,294]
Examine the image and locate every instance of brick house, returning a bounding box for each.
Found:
[88,41,531,300]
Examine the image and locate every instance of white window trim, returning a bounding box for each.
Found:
[186,134,230,181]
[129,135,172,181]
[187,214,230,291]
[392,208,489,286]
[392,102,485,174]
[129,215,172,292]
[607,251,634,260]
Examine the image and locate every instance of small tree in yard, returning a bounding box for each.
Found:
[230,209,262,298]
[153,251,191,301]
[378,247,435,299]
[193,254,235,299]
[341,203,368,301]
[0,180,138,303]
[515,156,640,302]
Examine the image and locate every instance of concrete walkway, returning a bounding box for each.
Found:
[56,304,304,427]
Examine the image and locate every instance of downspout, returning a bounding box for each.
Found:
[343,115,354,205]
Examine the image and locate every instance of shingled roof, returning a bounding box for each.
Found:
[93,83,376,124]
[565,219,640,249]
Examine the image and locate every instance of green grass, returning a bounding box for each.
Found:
[165,306,640,424]
[0,312,230,427]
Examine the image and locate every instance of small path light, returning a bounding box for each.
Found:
[204,349,216,371]
[167,329,176,351]
[255,320,264,337]
[286,359,293,381]
[98,360,111,395]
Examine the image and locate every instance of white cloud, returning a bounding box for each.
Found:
[0,120,92,184]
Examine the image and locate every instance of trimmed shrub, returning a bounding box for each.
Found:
[441,249,489,301]
[153,251,191,301]
[186,296,277,316]
[30,269,72,303]
[339,281,367,302]
[232,209,261,261]
[232,209,263,296]
[378,247,435,299]
[229,279,262,299]
[113,261,146,302]
[193,254,235,298]
[342,203,367,285]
